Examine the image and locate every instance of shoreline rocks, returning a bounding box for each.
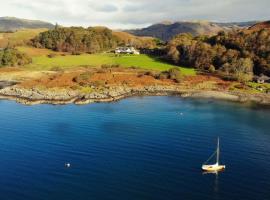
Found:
[0,85,270,106]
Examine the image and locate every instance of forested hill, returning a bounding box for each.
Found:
[127,21,257,41]
[166,21,270,82]
[31,27,157,53]
[0,17,54,31]
[31,27,118,53]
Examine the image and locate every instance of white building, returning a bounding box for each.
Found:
[115,47,140,55]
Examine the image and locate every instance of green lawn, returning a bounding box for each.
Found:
[25,53,196,75]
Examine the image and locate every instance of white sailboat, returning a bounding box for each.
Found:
[202,138,225,172]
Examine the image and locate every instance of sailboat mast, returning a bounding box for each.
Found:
[216,138,220,165]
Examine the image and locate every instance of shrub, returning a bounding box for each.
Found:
[80,86,93,94]
[158,71,170,80]
[128,66,140,69]
[97,68,106,73]
[208,65,216,73]
[111,64,120,68]
[137,72,145,78]
[92,80,105,87]
[168,67,182,83]
[144,71,156,77]
[0,48,31,67]
[72,52,81,55]
[50,66,64,72]
[47,53,57,58]
[73,72,92,86]
[101,64,111,69]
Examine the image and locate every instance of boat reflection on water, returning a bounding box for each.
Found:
[202,168,225,175]
[202,168,224,196]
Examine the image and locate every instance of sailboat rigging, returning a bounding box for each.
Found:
[202,138,225,172]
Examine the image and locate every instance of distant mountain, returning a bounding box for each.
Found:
[0,17,54,31]
[127,21,258,41]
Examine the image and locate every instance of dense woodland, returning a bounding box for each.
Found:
[31,26,119,53]
[0,48,31,67]
[166,27,270,82]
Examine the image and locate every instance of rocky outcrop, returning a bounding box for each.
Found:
[0,85,270,106]
[0,85,179,105]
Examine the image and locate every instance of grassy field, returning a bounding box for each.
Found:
[24,53,196,75]
[0,29,47,47]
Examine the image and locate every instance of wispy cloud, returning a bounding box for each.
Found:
[0,0,269,29]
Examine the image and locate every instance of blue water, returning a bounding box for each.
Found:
[0,97,270,200]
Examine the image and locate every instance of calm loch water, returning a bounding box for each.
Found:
[0,97,269,200]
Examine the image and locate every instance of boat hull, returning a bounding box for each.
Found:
[202,164,225,172]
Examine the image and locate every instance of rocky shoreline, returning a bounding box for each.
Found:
[0,85,270,106]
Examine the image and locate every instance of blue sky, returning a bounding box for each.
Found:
[0,0,269,29]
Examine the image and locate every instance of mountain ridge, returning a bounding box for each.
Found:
[0,16,54,31]
[126,21,258,41]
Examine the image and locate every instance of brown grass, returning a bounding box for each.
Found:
[182,75,233,90]
[19,68,174,89]
[16,46,68,57]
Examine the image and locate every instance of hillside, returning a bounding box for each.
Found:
[0,28,48,48]
[127,21,257,41]
[248,20,270,31]
[0,17,54,31]
[112,31,157,49]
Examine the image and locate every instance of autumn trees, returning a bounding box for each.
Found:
[31,27,119,54]
[166,28,270,82]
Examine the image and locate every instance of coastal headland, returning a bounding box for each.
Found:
[0,66,269,106]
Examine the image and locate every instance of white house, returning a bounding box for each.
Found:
[254,75,270,83]
[115,47,140,55]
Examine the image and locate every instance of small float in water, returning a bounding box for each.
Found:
[202,138,225,172]
[65,163,71,168]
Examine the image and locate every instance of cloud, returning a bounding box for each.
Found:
[0,0,269,29]
[92,4,118,13]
